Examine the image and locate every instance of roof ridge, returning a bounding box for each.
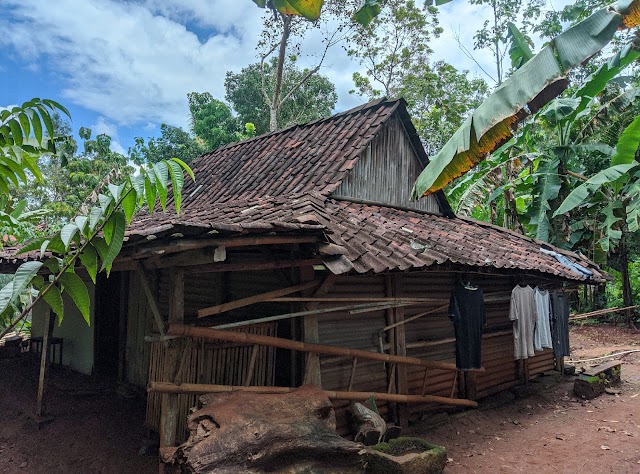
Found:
[199,97,401,157]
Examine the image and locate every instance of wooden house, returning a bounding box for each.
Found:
[22,98,606,447]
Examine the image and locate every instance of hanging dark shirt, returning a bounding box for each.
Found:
[449,282,486,370]
[551,291,571,357]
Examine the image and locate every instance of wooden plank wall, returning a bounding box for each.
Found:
[126,272,155,388]
[315,271,561,430]
[316,275,389,435]
[333,115,441,214]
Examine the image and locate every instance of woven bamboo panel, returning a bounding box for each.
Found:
[146,323,277,442]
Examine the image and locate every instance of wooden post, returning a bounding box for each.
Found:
[393,275,409,428]
[159,268,184,472]
[301,272,336,386]
[36,310,55,418]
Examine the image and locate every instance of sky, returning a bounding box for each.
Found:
[0,0,563,155]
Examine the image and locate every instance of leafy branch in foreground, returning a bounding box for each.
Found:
[0,158,194,338]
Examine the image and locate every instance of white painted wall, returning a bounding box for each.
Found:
[31,279,95,375]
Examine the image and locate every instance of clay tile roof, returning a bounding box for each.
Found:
[126,98,400,240]
[317,199,608,283]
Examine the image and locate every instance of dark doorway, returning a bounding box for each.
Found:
[94,272,126,378]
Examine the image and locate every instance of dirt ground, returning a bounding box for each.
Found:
[409,324,640,473]
[0,324,638,473]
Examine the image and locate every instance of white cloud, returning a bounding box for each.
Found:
[0,0,571,148]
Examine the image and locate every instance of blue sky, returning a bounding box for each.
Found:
[0,0,563,155]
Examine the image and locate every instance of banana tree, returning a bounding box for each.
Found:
[553,117,640,326]
[412,0,640,199]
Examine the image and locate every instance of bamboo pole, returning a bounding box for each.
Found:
[167,324,483,373]
[569,305,639,321]
[148,381,479,408]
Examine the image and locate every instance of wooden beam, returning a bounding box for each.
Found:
[148,381,479,408]
[212,301,405,330]
[125,235,319,260]
[137,268,165,336]
[169,269,184,324]
[197,280,321,318]
[167,324,483,373]
[302,272,336,386]
[36,310,55,417]
[151,258,324,273]
[273,297,443,303]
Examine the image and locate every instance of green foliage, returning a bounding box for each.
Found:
[130,124,205,166]
[225,60,337,135]
[348,0,443,98]
[188,92,247,151]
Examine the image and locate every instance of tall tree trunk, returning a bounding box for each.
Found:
[269,14,292,132]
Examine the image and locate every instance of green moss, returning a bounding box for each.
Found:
[363,437,447,474]
[372,437,444,457]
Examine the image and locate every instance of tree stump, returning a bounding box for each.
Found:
[161,385,364,473]
[573,361,622,400]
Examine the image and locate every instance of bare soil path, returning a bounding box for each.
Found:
[410,324,640,473]
[0,324,638,473]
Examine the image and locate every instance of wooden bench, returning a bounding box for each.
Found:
[574,360,622,399]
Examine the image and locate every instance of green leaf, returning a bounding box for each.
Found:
[100,210,125,276]
[144,173,157,213]
[59,271,91,325]
[412,3,629,197]
[75,216,89,236]
[79,245,98,284]
[60,223,79,251]
[7,119,23,147]
[153,162,169,211]
[272,0,323,21]
[102,211,116,245]
[122,188,137,225]
[353,0,381,26]
[42,285,64,324]
[98,193,113,213]
[540,98,581,127]
[88,206,103,232]
[16,237,47,255]
[611,116,640,166]
[553,162,638,216]
[170,157,195,182]
[108,183,124,203]
[167,160,184,214]
[0,261,43,316]
[528,157,562,241]
[507,22,534,69]
[252,0,267,6]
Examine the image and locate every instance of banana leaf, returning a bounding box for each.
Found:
[412,0,639,199]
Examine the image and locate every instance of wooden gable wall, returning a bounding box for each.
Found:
[332,114,441,214]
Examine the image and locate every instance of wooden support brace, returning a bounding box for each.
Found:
[348,357,358,392]
[450,371,459,398]
[244,345,259,386]
[387,363,397,394]
[421,368,429,396]
[137,267,165,336]
[197,280,321,318]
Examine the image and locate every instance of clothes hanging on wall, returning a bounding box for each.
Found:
[449,280,486,370]
[509,284,537,360]
[551,290,571,357]
[534,288,554,351]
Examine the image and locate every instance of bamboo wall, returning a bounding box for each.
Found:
[146,324,277,441]
[334,115,441,214]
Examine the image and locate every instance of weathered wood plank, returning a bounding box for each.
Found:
[197,280,321,318]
